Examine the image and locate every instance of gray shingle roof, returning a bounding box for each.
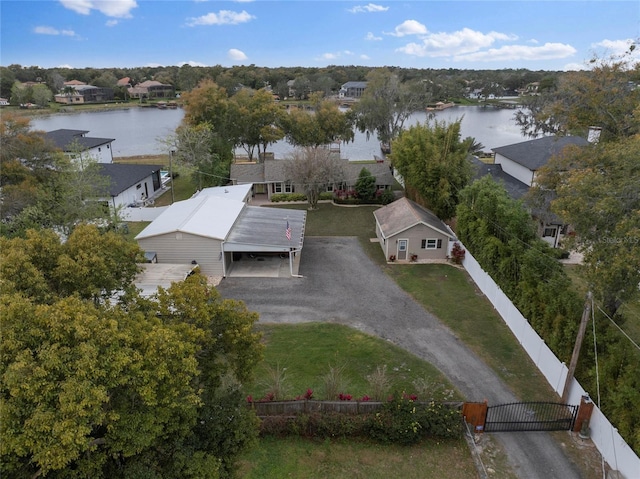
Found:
[97,163,163,196]
[230,163,266,183]
[374,197,455,239]
[492,136,589,171]
[471,157,530,200]
[45,129,114,152]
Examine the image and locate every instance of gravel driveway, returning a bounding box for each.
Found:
[217,237,582,479]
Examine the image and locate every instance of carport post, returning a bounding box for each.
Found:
[289,249,302,278]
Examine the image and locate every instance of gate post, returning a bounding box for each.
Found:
[462,400,488,434]
[572,395,594,434]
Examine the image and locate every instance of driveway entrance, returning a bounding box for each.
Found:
[217,237,583,479]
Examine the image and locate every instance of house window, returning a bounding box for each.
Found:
[98,147,101,152]
[285,182,294,193]
[421,239,443,249]
[273,183,283,193]
[543,228,557,237]
[326,184,334,192]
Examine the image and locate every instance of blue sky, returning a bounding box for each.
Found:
[1,1,638,71]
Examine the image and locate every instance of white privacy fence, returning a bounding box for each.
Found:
[461,246,640,479]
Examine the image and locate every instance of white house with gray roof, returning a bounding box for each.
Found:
[96,163,164,210]
[45,129,115,164]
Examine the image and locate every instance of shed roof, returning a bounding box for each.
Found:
[374,197,455,239]
[97,163,163,196]
[492,135,589,171]
[135,195,245,241]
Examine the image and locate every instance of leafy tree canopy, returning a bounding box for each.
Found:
[1,227,264,478]
[390,119,472,219]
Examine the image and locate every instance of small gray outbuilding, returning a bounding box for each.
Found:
[373,197,457,262]
[135,184,306,278]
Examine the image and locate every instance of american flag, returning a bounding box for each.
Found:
[285,220,292,241]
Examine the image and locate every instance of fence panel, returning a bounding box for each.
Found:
[460,244,640,478]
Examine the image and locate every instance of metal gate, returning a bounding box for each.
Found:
[485,402,578,432]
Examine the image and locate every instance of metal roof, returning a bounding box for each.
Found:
[135,195,245,240]
[195,184,252,202]
[224,206,306,252]
[45,128,114,152]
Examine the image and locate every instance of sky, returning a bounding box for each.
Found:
[1,0,639,71]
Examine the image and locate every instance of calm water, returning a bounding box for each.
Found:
[30,105,526,159]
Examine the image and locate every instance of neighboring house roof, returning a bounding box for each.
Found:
[138,80,171,88]
[45,129,114,152]
[374,197,456,239]
[97,163,163,196]
[471,158,530,200]
[231,159,394,186]
[492,136,589,171]
[341,81,368,89]
[117,77,131,86]
[231,163,266,184]
[135,195,245,241]
[64,80,86,86]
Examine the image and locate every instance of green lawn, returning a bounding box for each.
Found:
[246,323,461,402]
[237,436,480,479]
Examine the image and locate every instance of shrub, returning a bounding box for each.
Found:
[259,363,290,400]
[366,365,391,401]
[379,188,395,205]
[322,363,349,400]
[365,394,462,445]
[319,192,334,201]
[270,193,307,202]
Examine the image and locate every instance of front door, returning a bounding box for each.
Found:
[397,239,408,260]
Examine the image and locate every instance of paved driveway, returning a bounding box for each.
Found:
[217,237,582,479]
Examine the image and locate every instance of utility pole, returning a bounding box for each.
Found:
[562,291,592,403]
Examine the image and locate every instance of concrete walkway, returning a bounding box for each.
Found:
[217,237,585,479]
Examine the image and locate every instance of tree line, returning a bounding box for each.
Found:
[2,62,568,104]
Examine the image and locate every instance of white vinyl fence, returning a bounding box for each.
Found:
[461,245,640,479]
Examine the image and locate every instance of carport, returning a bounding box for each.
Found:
[224,207,306,277]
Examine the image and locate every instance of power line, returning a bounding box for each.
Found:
[595,304,640,351]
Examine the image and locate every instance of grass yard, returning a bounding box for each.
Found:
[246,323,461,401]
[237,436,479,479]
[240,323,482,479]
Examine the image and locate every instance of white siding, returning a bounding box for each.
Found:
[495,154,535,186]
[111,176,159,209]
[137,232,224,276]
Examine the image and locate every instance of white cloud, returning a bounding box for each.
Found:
[365,32,382,41]
[563,62,588,71]
[321,53,338,60]
[34,26,77,36]
[60,0,137,18]
[348,3,389,13]
[317,50,355,62]
[454,43,577,62]
[228,48,248,61]
[387,20,427,37]
[397,28,516,57]
[592,38,638,58]
[106,19,118,27]
[178,61,208,67]
[187,10,255,26]
[56,64,74,69]
[360,54,370,60]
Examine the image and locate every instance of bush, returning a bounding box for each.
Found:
[270,193,307,202]
[319,192,334,201]
[366,395,462,445]
[379,189,395,205]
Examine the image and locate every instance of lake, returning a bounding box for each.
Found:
[30,104,527,159]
